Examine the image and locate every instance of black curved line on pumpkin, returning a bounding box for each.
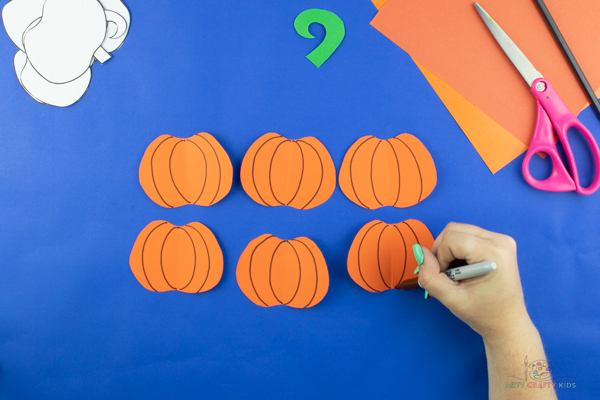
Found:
[291,239,319,308]
[356,221,384,292]
[391,224,408,286]
[370,141,385,208]
[184,224,212,293]
[173,227,198,291]
[348,136,376,209]
[296,139,325,210]
[285,141,305,207]
[376,225,392,289]
[387,139,402,207]
[402,221,422,246]
[269,240,302,306]
[194,134,223,206]
[391,136,424,203]
[183,138,209,205]
[251,135,284,207]
[149,136,176,208]
[170,139,208,205]
[267,140,291,206]
[158,226,180,290]
[169,141,192,204]
[247,235,275,307]
[140,221,169,291]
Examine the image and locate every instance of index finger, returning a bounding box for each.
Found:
[431,222,499,255]
[434,229,496,271]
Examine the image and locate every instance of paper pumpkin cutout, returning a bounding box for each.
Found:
[339,134,437,209]
[139,133,233,208]
[236,234,329,308]
[2,0,130,107]
[129,221,223,293]
[347,219,434,292]
[240,132,336,209]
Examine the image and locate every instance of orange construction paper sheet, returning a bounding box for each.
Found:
[240,133,336,210]
[130,221,223,293]
[347,219,434,292]
[236,234,329,308]
[371,0,600,173]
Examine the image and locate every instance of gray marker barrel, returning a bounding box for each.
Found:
[444,261,497,281]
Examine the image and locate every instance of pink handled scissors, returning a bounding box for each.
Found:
[475,3,600,195]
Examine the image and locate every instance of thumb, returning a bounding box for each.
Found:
[416,245,459,305]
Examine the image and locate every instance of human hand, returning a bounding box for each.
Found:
[415,222,535,344]
[416,223,555,399]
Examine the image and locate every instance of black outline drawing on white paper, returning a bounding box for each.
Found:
[2,0,130,107]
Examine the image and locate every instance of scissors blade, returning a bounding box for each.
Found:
[475,3,543,87]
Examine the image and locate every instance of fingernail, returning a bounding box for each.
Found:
[412,244,424,266]
[413,245,427,299]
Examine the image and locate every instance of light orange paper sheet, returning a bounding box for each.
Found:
[371,0,600,173]
[370,0,387,10]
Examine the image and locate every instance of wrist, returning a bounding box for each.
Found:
[482,316,539,350]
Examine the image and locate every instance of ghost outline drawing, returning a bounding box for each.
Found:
[2,0,130,107]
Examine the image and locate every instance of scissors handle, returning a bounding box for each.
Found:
[522,78,600,195]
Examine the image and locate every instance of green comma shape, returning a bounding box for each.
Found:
[294,9,345,68]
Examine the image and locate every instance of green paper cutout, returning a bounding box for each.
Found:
[294,9,345,68]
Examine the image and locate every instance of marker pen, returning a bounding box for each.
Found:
[444,261,496,281]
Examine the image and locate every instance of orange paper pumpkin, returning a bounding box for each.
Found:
[130,221,223,293]
[139,133,233,208]
[347,219,434,292]
[236,234,329,308]
[339,134,437,209]
[240,133,336,209]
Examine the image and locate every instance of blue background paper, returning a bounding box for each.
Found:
[0,0,598,398]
